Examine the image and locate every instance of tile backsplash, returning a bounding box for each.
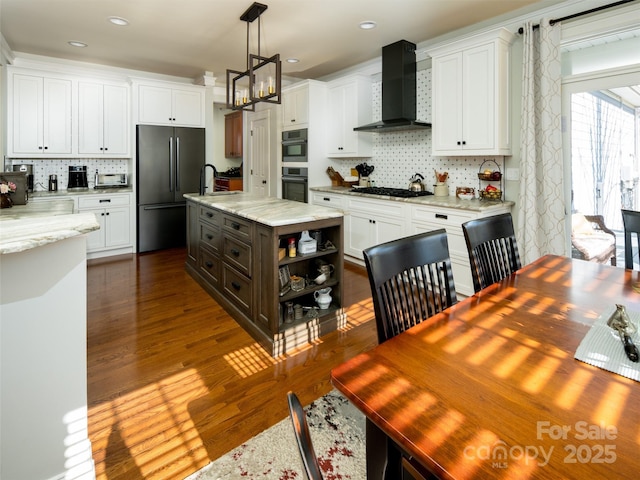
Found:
[6,158,131,191]
[329,68,504,193]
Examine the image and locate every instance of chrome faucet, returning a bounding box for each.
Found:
[199,164,217,195]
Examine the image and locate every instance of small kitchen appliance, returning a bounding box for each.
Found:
[12,164,34,192]
[68,166,88,189]
[95,173,129,189]
[48,174,58,191]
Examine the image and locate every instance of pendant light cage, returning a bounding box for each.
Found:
[226,2,282,111]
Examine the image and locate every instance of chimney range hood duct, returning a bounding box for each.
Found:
[354,40,431,133]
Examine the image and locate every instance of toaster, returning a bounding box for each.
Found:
[95,173,128,189]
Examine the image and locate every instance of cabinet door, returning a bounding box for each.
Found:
[138,85,173,124]
[345,211,375,259]
[432,52,463,153]
[105,207,131,247]
[12,74,43,154]
[224,111,243,158]
[78,82,104,154]
[327,85,345,155]
[374,215,407,246]
[172,88,204,127]
[282,86,308,127]
[84,209,107,251]
[12,74,72,155]
[103,84,129,155]
[461,43,495,152]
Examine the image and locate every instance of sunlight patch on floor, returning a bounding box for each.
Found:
[223,343,278,378]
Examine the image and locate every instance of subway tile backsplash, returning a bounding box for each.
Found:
[329,68,504,193]
[7,158,131,191]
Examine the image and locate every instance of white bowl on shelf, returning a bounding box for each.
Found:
[458,193,475,200]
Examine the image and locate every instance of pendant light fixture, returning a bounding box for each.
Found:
[226,2,281,111]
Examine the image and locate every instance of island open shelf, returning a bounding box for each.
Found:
[185,193,345,357]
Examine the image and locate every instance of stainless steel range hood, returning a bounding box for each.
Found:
[354,40,431,133]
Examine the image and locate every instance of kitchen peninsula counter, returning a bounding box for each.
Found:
[1,200,98,479]
[311,185,514,212]
[184,193,345,356]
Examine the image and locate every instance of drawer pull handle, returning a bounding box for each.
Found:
[231,222,241,230]
[230,248,240,257]
[435,213,448,220]
[206,212,213,218]
[206,234,213,240]
[323,197,330,201]
[99,199,111,203]
[231,281,241,290]
[205,261,213,268]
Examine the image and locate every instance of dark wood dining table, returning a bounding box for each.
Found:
[331,255,640,479]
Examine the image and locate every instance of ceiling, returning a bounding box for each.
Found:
[1,0,564,82]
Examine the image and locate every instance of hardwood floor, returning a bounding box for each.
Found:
[87,248,377,480]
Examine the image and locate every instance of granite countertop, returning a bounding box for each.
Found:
[184,192,343,227]
[30,187,133,199]
[0,200,100,254]
[311,186,515,212]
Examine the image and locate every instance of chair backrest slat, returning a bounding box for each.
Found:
[287,391,323,480]
[364,229,457,344]
[622,209,640,270]
[462,213,521,293]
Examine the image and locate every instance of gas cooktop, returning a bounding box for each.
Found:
[352,187,434,198]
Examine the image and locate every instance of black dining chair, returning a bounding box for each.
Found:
[622,209,640,270]
[287,391,323,480]
[462,213,522,293]
[363,229,457,344]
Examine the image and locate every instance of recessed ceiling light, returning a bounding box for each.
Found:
[286,58,299,64]
[359,21,377,30]
[108,16,129,26]
[68,41,88,48]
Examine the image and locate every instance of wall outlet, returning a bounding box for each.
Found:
[506,168,519,181]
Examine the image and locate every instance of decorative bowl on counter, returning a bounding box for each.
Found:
[458,193,475,200]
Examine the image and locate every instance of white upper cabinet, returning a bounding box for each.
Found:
[326,75,372,158]
[137,83,204,127]
[78,81,130,156]
[9,73,73,156]
[429,28,514,156]
[281,83,309,129]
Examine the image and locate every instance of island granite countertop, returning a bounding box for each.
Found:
[311,186,515,212]
[184,192,343,226]
[0,200,99,254]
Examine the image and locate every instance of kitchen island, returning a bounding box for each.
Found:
[184,193,345,356]
[0,202,99,479]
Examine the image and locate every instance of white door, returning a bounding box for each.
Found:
[249,110,271,197]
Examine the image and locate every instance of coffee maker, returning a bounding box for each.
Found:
[12,164,34,192]
[68,165,88,189]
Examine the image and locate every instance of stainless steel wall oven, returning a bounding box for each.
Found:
[282,128,308,162]
[282,167,308,203]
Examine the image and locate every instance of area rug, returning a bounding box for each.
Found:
[185,389,365,480]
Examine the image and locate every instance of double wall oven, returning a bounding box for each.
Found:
[282,128,308,203]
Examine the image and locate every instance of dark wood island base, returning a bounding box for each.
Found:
[185,193,346,357]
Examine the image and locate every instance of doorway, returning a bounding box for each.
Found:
[563,69,640,264]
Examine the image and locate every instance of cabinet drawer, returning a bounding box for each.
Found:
[222,214,252,240]
[78,195,130,209]
[411,205,475,229]
[200,223,220,252]
[311,192,345,210]
[199,206,219,225]
[223,264,252,316]
[411,220,468,258]
[199,247,220,286]
[223,234,252,276]
[348,197,406,218]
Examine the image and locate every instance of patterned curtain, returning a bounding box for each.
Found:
[518,19,564,264]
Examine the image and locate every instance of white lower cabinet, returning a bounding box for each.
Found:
[344,197,408,259]
[78,194,132,256]
[409,203,510,296]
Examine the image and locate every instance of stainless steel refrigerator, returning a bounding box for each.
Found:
[136,125,205,253]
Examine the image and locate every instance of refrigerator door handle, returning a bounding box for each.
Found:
[176,137,181,192]
[169,137,174,192]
